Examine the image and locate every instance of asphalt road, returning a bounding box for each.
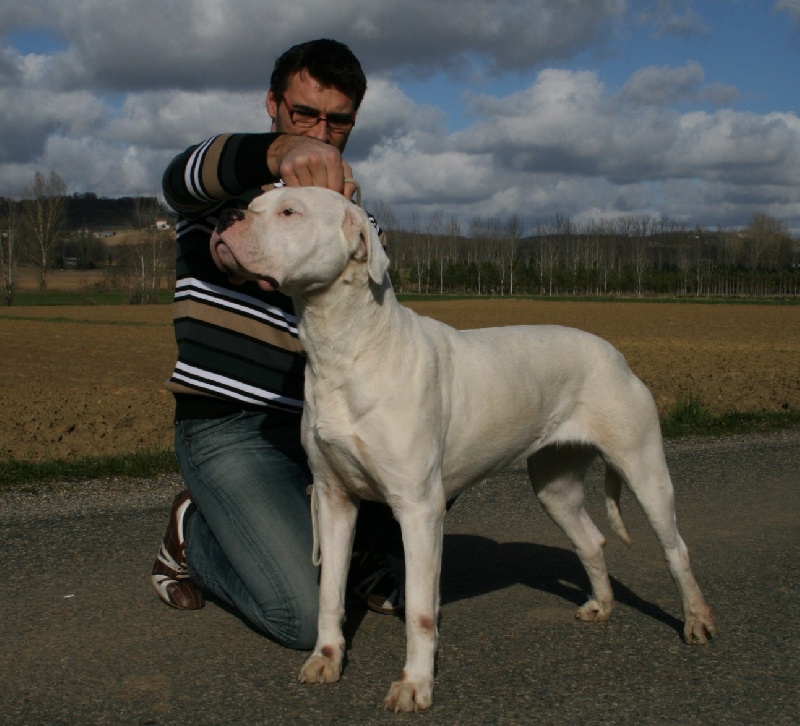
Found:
[1,431,798,725]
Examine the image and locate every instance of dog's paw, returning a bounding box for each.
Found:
[576,598,613,622]
[384,678,433,713]
[684,604,717,644]
[298,650,342,685]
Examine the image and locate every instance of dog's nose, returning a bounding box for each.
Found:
[216,208,245,233]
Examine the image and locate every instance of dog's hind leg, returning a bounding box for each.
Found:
[604,433,716,644]
[527,444,614,622]
[299,483,359,685]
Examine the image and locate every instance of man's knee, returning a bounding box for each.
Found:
[253,592,318,651]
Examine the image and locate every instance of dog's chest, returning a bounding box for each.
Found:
[308,372,349,426]
[307,379,376,485]
[312,399,352,453]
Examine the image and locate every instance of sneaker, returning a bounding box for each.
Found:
[348,551,405,615]
[151,490,205,610]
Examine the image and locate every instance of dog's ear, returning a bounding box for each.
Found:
[345,204,390,285]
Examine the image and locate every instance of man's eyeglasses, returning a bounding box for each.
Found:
[280,96,356,132]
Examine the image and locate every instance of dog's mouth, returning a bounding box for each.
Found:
[211,235,280,292]
[256,276,279,292]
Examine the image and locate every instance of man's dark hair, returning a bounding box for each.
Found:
[270,38,367,111]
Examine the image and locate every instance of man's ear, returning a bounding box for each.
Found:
[266,88,279,119]
[345,205,390,285]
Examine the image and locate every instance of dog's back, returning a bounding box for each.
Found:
[408,321,648,496]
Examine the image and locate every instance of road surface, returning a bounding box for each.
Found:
[1,431,798,724]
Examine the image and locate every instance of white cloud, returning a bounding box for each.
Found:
[346,76,445,159]
[1,1,799,234]
[628,0,710,39]
[356,137,491,206]
[774,0,800,24]
[620,61,738,106]
[42,135,173,197]
[455,68,800,187]
[4,55,800,232]
[0,86,107,162]
[2,0,627,90]
[653,1,709,37]
[357,64,800,230]
[101,90,269,150]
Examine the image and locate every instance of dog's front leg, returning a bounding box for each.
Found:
[298,483,358,685]
[384,497,444,713]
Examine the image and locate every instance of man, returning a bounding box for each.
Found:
[151,39,403,650]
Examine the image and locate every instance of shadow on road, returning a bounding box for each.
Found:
[441,533,683,636]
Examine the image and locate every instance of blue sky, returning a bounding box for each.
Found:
[403,3,800,129]
[6,28,66,54]
[1,0,799,233]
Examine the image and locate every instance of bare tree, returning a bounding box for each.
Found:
[468,217,492,294]
[0,194,22,305]
[22,171,67,290]
[502,215,522,296]
[120,232,150,301]
[369,199,398,233]
[367,199,401,286]
[131,195,154,231]
[117,229,173,303]
[629,215,654,297]
[745,212,788,269]
[479,217,504,294]
[424,211,445,294]
[593,219,618,294]
[433,215,460,294]
[406,213,428,293]
[693,225,711,296]
[673,228,696,296]
[531,220,553,295]
[129,203,166,302]
[125,195,172,303]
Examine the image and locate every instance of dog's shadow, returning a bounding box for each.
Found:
[213,534,683,648]
[338,535,683,648]
[436,534,683,635]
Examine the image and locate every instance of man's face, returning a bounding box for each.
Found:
[267,69,356,152]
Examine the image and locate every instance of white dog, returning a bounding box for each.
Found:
[211,187,716,713]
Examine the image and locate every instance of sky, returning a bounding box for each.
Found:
[1,0,799,234]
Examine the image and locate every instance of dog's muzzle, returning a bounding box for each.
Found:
[216,207,246,233]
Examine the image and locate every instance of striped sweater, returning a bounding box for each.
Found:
[162,133,383,418]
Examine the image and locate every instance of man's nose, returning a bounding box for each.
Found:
[216,208,245,233]
[304,120,329,143]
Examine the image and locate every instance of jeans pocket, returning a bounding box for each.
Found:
[177,412,253,467]
[179,411,248,442]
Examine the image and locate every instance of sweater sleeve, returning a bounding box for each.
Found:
[162,133,283,219]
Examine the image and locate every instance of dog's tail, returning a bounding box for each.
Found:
[604,466,633,546]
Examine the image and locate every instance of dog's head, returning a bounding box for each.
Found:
[210,187,389,296]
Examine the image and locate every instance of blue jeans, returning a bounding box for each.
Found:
[176,409,400,651]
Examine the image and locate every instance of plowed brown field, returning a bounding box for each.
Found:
[1,297,797,461]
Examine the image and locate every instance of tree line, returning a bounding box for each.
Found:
[1,171,174,304]
[377,205,800,298]
[2,170,798,306]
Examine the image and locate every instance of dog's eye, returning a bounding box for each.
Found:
[280,207,296,217]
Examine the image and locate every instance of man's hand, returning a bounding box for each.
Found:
[267,135,347,194]
[342,160,358,203]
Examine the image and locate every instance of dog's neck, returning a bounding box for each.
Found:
[293,272,400,373]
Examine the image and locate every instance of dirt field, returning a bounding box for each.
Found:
[15,267,112,292]
[1,290,798,461]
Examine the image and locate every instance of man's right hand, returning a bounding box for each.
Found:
[267,135,347,194]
